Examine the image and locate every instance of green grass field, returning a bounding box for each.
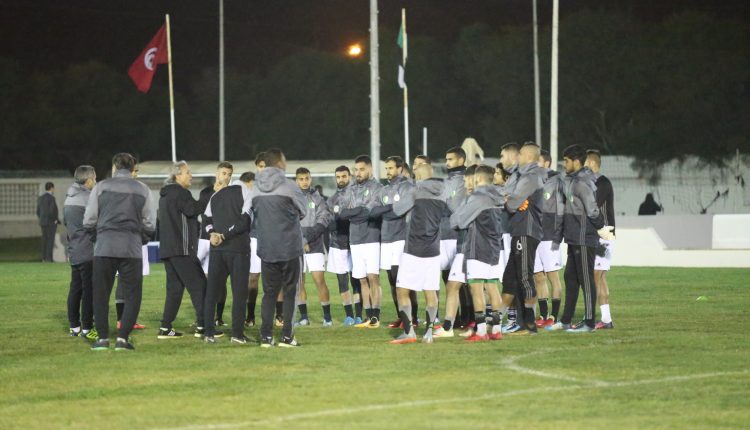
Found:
[0,259,748,429]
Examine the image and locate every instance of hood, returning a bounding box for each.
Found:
[160,183,183,197]
[518,162,541,175]
[416,178,444,196]
[256,167,287,193]
[389,175,408,186]
[66,182,89,199]
[571,166,596,182]
[474,184,505,205]
[447,166,466,177]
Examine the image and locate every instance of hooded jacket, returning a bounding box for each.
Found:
[450,184,505,266]
[327,185,351,250]
[63,182,94,265]
[541,169,565,242]
[369,175,413,243]
[561,167,605,247]
[393,178,448,258]
[300,188,332,254]
[83,169,157,259]
[504,162,544,240]
[338,176,383,245]
[158,183,210,259]
[439,166,466,240]
[251,167,307,263]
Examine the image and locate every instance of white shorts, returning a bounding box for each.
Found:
[595,239,615,271]
[466,259,502,282]
[439,239,458,271]
[303,252,326,273]
[142,245,150,276]
[197,239,210,274]
[326,247,352,274]
[396,253,441,291]
[534,240,563,273]
[447,253,466,283]
[350,242,380,279]
[249,237,262,274]
[499,234,512,270]
[380,240,405,270]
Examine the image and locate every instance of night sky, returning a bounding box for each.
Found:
[2,0,748,80]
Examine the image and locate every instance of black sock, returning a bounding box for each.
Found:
[355,301,363,319]
[298,303,308,320]
[344,304,354,318]
[247,289,258,320]
[508,307,517,323]
[322,304,331,321]
[410,290,418,323]
[366,308,372,319]
[539,299,549,320]
[551,298,561,321]
[216,302,225,321]
[443,319,452,331]
[373,308,380,320]
[116,302,124,321]
[275,301,283,318]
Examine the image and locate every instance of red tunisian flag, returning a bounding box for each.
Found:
[128,24,168,93]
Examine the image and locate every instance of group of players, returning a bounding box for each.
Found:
[64,142,616,350]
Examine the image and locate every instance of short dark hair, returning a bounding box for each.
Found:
[563,144,587,165]
[44,182,55,191]
[296,167,311,176]
[446,146,466,160]
[354,155,372,165]
[239,172,255,183]
[74,166,95,185]
[414,155,431,165]
[217,161,233,171]
[586,149,602,167]
[465,164,478,176]
[264,148,285,167]
[501,142,520,153]
[403,162,413,178]
[334,165,350,174]
[385,156,404,168]
[540,149,551,165]
[112,153,137,172]
[254,152,266,166]
[475,164,495,181]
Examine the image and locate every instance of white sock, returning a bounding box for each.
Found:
[476,322,487,336]
[491,324,502,334]
[71,327,81,333]
[600,304,612,323]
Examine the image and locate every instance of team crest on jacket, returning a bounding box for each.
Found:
[383,196,389,203]
[394,194,400,202]
[308,202,315,209]
[544,192,551,200]
[364,189,370,196]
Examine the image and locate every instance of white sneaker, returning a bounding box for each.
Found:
[433,327,455,338]
[459,328,475,338]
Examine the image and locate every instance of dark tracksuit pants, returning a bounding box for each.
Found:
[161,255,206,329]
[93,256,143,340]
[260,257,301,340]
[502,236,540,328]
[68,261,93,329]
[204,250,249,338]
[562,244,597,328]
[41,224,56,262]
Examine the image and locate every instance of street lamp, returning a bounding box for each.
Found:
[347,43,363,57]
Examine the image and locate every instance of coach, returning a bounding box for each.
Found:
[84,153,157,351]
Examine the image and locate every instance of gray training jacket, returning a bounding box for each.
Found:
[83,169,156,259]
[393,178,448,258]
[450,185,505,266]
[504,162,544,240]
[300,188,333,254]
[250,167,307,263]
[375,175,413,243]
[561,167,605,247]
[327,186,351,250]
[541,168,566,242]
[339,177,383,245]
[63,182,94,265]
[439,167,467,241]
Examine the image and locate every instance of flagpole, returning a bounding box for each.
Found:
[533,0,542,149]
[165,14,177,162]
[369,0,380,179]
[401,8,409,164]
[550,0,559,170]
[219,0,225,161]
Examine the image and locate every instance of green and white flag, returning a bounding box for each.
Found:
[397,9,407,89]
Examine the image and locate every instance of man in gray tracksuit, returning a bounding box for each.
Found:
[84,153,157,351]
[368,156,417,328]
[296,167,334,326]
[64,165,97,339]
[500,143,545,335]
[336,155,384,328]
[252,148,307,347]
[546,144,613,333]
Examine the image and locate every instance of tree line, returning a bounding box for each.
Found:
[0,9,747,175]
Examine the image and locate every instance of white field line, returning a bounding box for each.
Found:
[155,369,749,430]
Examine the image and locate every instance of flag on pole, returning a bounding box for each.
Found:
[397,9,407,89]
[128,24,168,93]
